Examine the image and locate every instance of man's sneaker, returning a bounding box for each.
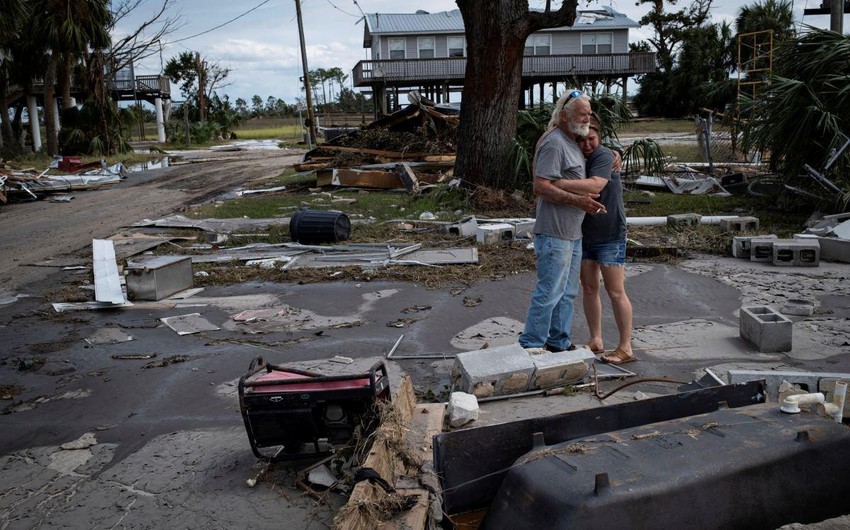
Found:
[544,343,577,352]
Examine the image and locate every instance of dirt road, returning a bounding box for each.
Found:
[0,147,303,293]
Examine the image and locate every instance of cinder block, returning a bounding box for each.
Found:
[453,343,535,397]
[446,216,478,237]
[529,351,590,389]
[732,234,776,259]
[772,239,820,267]
[720,216,760,232]
[739,305,792,353]
[476,223,514,244]
[750,238,778,262]
[512,220,535,239]
[781,298,815,316]
[667,213,701,228]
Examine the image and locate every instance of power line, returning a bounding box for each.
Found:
[171,0,273,44]
[325,0,358,17]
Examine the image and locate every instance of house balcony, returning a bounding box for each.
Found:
[352,52,656,88]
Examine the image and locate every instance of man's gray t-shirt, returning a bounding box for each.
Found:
[533,128,587,241]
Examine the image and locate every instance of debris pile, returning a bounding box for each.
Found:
[296,92,459,192]
[0,158,124,202]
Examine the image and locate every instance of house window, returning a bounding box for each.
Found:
[418,37,435,58]
[524,34,551,56]
[447,36,466,57]
[582,33,613,54]
[389,37,405,59]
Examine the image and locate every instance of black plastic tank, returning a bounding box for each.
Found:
[482,403,850,530]
[289,209,350,244]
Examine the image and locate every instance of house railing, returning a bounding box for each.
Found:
[353,52,656,86]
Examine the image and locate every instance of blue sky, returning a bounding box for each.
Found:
[114,0,842,106]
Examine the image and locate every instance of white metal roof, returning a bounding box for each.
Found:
[363,7,639,42]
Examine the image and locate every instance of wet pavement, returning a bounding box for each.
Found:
[2,238,850,527]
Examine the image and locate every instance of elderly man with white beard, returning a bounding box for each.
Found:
[518,90,607,353]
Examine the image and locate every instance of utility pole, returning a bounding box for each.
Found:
[295,0,318,146]
[196,52,206,122]
[830,0,844,34]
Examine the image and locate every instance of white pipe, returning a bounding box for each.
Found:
[626,215,739,227]
[819,381,847,423]
[780,392,825,414]
[834,381,847,422]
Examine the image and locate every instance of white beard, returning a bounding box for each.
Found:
[569,121,590,137]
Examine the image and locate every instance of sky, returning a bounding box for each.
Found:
[114,0,843,106]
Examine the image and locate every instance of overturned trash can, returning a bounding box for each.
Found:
[289,208,351,244]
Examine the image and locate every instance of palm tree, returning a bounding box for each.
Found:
[0,0,27,147]
[30,0,112,154]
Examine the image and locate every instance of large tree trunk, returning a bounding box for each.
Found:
[0,66,14,147]
[454,0,578,190]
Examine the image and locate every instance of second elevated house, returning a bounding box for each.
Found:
[352,7,656,114]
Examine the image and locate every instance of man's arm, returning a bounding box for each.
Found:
[552,176,607,194]
[534,177,607,214]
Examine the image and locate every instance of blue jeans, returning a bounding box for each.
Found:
[519,234,582,351]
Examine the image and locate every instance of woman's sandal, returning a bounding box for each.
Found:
[600,347,636,365]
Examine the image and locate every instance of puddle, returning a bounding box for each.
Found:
[222,139,287,151]
[124,157,182,172]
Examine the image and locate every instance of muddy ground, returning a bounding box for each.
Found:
[1,145,850,529]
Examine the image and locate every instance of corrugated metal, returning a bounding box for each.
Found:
[365,7,638,36]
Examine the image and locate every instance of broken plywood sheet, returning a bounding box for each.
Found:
[315,168,446,189]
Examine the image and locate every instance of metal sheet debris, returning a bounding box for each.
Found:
[92,239,126,304]
[132,215,291,233]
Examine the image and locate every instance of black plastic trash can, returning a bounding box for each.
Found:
[289,209,351,244]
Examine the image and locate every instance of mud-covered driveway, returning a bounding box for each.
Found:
[2,146,850,529]
[0,147,303,292]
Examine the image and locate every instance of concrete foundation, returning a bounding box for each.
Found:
[739,305,792,353]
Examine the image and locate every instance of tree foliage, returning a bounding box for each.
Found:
[739,27,850,204]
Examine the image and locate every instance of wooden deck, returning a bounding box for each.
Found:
[353,52,656,88]
[11,75,171,107]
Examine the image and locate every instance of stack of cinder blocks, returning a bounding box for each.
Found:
[731,235,820,267]
[452,343,590,398]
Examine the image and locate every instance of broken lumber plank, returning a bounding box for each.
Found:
[335,376,420,530]
[319,145,427,160]
[294,161,333,172]
[316,168,403,189]
[395,163,420,194]
[379,402,446,530]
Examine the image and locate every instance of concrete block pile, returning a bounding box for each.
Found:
[452,343,590,399]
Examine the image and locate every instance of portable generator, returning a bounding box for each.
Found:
[238,356,390,460]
